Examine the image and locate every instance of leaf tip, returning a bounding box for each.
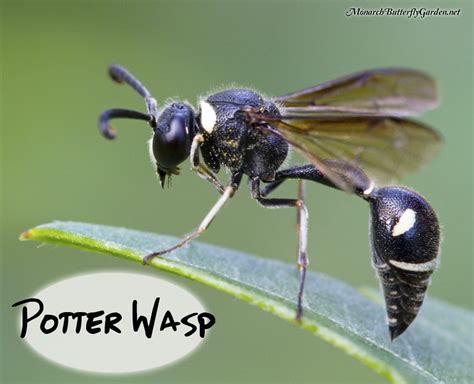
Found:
[19,229,33,241]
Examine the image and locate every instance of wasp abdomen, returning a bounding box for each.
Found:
[368,186,440,340]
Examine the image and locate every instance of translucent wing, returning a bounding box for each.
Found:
[249,113,442,190]
[275,68,439,116]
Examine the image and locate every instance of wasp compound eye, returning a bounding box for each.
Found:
[368,186,440,340]
[151,103,196,172]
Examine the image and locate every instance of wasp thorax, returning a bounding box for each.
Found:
[151,103,197,173]
[368,186,440,339]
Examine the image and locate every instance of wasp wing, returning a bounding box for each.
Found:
[251,113,442,190]
[275,68,439,116]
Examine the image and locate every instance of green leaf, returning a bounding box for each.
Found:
[21,221,473,384]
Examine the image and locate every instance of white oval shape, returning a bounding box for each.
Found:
[392,208,417,237]
[199,100,217,133]
[16,272,212,374]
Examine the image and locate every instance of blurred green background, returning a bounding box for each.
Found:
[1,1,472,383]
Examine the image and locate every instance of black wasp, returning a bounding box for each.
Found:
[99,65,441,340]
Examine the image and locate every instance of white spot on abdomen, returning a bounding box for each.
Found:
[200,100,217,133]
[392,208,416,237]
[389,258,439,272]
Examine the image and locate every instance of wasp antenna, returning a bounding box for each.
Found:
[108,64,159,119]
[98,108,153,139]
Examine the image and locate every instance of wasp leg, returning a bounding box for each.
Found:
[143,172,242,264]
[250,177,309,321]
[260,164,316,197]
[190,134,225,195]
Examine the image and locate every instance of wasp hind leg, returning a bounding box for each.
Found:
[250,177,309,321]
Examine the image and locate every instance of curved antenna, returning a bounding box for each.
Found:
[99,65,159,139]
[99,108,153,139]
[108,64,159,119]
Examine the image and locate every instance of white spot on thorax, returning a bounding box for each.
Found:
[200,100,217,133]
[392,209,416,237]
